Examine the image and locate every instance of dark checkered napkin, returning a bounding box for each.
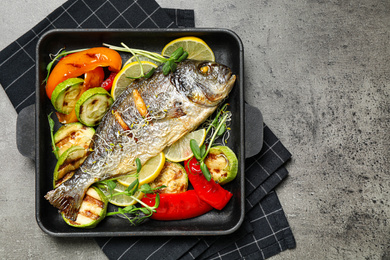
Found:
[0,0,193,113]
[204,192,295,260]
[1,1,296,259]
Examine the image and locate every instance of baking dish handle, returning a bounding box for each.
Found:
[16,104,35,160]
[244,102,263,159]
[16,103,264,160]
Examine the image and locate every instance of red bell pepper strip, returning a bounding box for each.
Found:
[100,72,117,91]
[185,157,233,210]
[141,190,213,221]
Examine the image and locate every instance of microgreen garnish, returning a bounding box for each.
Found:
[96,158,165,225]
[47,112,60,159]
[42,48,88,84]
[103,43,188,76]
[190,104,230,181]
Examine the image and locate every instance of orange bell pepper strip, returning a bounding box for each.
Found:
[83,66,105,89]
[46,47,122,99]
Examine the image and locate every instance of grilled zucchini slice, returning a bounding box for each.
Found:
[204,146,238,185]
[53,122,95,157]
[75,87,113,126]
[149,161,188,194]
[51,78,84,114]
[62,186,108,228]
[53,146,88,188]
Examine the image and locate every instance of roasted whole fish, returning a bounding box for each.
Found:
[45,59,236,220]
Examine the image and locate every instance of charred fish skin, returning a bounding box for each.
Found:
[45,60,236,221]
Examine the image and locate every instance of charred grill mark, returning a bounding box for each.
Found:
[66,63,82,68]
[86,53,98,59]
[58,156,86,172]
[84,194,104,208]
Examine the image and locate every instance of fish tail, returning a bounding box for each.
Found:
[44,171,92,221]
[44,187,84,221]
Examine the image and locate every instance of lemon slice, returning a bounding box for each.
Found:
[111,61,158,100]
[162,36,215,61]
[99,181,144,207]
[117,152,165,187]
[125,54,162,66]
[164,129,207,162]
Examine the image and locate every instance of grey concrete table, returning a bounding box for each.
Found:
[0,0,389,259]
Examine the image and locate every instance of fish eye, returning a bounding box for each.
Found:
[199,64,212,75]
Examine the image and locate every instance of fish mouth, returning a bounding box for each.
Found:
[225,74,236,92]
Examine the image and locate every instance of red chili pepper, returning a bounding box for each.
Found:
[141,190,213,221]
[101,72,117,91]
[185,157,233,210]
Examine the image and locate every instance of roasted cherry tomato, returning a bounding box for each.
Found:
[185,157,233,210]
[141,190,213,221]
[46,47,122,99]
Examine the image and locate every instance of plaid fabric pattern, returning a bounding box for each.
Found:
[0,0,296,259]
[96,124,296,259]
[0,0,189,113]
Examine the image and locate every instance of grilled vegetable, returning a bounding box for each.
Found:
[142,190,213,221]
[51,78,84,114]
[62,186,107,228]
[149,161,188,194]
[45,59,236,221]
[53,146,88,188]
[45,47,122,99]
[75,87,114,126]
[204,146,238,185]
[185,157,233,210]
[53,122,95,157]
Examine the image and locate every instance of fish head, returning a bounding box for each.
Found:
[173,60,236,106]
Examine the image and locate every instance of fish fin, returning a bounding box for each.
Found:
[44,186,84,221]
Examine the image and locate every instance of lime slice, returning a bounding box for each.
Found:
[162,36,215,61]
[117,152,165,187]
[111,61,158,100]
[100,181,144,207]
[164,129,207,162]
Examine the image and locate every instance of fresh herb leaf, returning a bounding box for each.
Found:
[190,139,201,160]
[126,179,139,196]
[162,61,171,75]
[200,161,211,181]
[217,123,226,136]
[136,158,142,173]
[144,67,156,78]
[170,47,184,60]
[169,61,177,72]
[200,144,206,158]
[47,112,60,159]
[104,43,188,76]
